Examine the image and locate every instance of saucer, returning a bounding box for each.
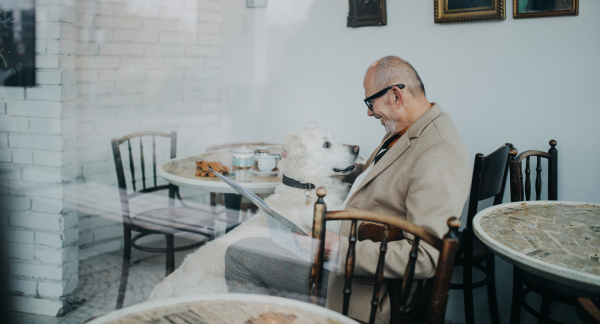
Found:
[249,166,279,176]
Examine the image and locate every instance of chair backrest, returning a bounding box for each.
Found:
[309,187,460,324]
[110,131,177,222]
[466,143,512,228]
[455,143,513,261]
[509,140,557,202]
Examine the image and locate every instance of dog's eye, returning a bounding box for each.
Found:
[323,142,331,149]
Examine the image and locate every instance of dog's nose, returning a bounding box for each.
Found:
[352,145,360,155]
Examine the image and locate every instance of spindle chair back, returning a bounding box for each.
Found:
[509,140,557,203]
[308,187,460,324]
[111,131,217,310]
[507,140,566,324]
[111,131,177,225]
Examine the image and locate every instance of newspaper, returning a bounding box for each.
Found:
[209,169,313,263]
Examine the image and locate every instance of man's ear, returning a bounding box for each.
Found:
[392,86,404,108]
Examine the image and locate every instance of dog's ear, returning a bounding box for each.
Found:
[282,132,306,160]
[280,131,307,178]
[304,121,319,130]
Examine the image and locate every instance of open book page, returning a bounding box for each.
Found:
[209,169,335,270]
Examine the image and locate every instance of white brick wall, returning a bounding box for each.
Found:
[75,0,225,261]
[1,0,79,316]
[2,0,225,316]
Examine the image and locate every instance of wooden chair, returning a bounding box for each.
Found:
[111,131,221,309]
[508,140,566,323]
[450,144,512,324]
[308,187,460,324]
[577,298,600,324]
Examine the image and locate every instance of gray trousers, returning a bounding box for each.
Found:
[224,237,329,306]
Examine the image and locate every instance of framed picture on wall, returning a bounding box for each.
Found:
[434,0,505,23]
[347,0,387,27]
[514,0,578,18]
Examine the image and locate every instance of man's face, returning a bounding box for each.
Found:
[364,72,398,134]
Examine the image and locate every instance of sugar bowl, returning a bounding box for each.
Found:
[231,145,255,169]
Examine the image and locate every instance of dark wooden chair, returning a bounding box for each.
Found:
[309,187,460,324]
[508,140,567,323]
[111,131,221,309]
[450,144,512,324]
[577,298,600,324]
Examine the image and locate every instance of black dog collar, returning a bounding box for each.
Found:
[282,175,315,190]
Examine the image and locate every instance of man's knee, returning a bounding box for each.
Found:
[224,240,245,275]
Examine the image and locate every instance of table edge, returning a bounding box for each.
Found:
[158,158,280,194]
[87,293,359,324]
[473,200,600,291]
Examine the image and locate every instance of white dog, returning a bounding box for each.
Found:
[148,122,359,300]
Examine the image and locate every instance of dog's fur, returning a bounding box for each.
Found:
[148,122,359,300]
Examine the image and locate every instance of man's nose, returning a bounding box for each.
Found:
[352,145,360,155]
[367,108,374,116]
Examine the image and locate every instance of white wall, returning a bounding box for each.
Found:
[221,1,600,323]
[74,0,227,260]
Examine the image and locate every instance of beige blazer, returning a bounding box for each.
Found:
[325,103,471,324]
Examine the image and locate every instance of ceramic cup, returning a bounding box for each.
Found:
[256,153,281,172]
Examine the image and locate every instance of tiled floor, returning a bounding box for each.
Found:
[10,245,193,324]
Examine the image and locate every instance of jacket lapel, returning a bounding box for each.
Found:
[349,135,411,199]
[346,103,444,204]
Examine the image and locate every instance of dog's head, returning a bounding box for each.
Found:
[280,122,359,181]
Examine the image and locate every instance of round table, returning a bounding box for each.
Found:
[159,146,283,234]
[473,201,600,293]
[88,293,358,324]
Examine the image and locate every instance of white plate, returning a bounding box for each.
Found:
[249,166,279,176]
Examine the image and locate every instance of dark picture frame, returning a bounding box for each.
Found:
[434,0,505,23]
[347,0,387,28]
[514,0,578,18]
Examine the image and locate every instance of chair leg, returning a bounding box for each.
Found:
[463,261,475,324]
[168,184,176,208]
[486,254,501,324]
[511,266,524,324]
[537,297,551,324]
[210,192,217,213]
[116,228,132,310]
[166,234,175,276]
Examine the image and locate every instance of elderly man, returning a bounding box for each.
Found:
[225,56,471,324]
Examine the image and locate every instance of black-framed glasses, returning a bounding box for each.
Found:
[364,84,405,111]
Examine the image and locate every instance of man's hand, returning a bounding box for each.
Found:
[295,230,340,263]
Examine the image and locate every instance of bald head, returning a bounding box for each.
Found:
[367,56,426,98]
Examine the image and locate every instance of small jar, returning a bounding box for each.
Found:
[232,145,255,168]
[254,143,270,155]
